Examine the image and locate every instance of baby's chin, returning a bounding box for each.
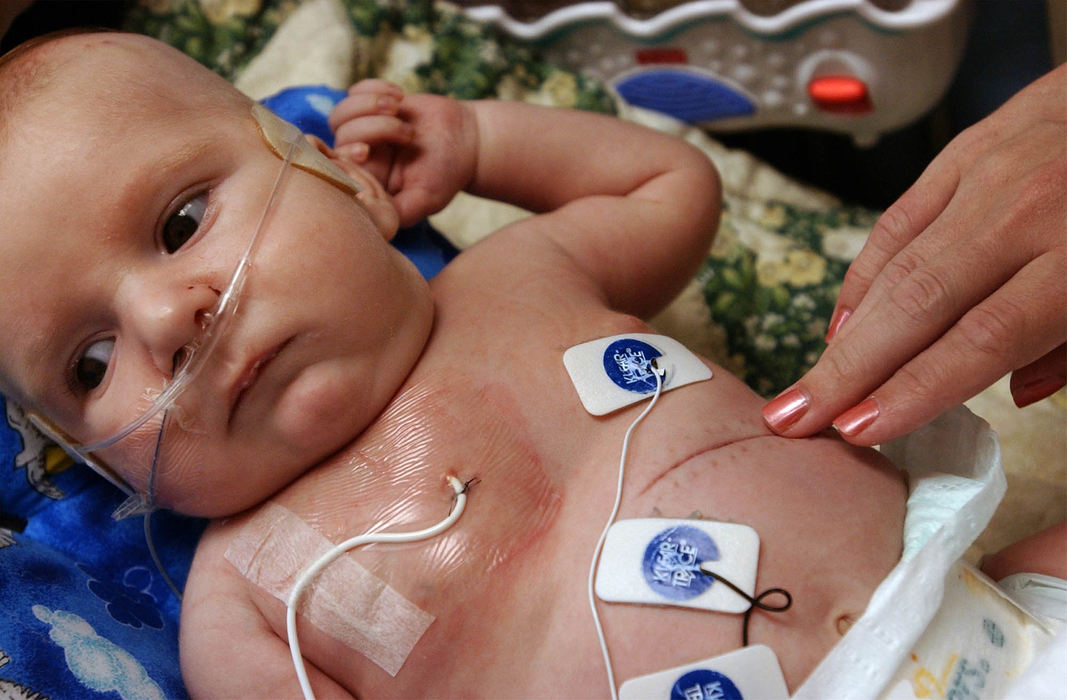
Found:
[139,437,299,518]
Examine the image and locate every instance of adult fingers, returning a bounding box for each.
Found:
[831,251,1067,445]
[826,70,1059,342]
[763,209,1056,439]
[842,119,1062,340]
[827,151,962,341]
[1010,343,1067,408]
[780,120,1066,437]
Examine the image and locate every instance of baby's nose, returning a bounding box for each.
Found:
[127,284,221,376]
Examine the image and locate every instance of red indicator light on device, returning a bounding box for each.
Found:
[808,76,872,114]
[635,48,688,65]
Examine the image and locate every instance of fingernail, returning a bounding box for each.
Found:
[762,387,810,432]
[1010,375,1065,408]
[834,397,880,437]
[341,142,369,162]
[825,306,852,343]
[377,95,398,113]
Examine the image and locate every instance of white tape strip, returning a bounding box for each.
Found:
[225,502,434,676]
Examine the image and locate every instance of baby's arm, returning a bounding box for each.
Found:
[981,520,1067,582]
[180,522,355,698]
[331,82,721,318]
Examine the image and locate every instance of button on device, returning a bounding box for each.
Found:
[614,70,756,123]
[808,75,872,113]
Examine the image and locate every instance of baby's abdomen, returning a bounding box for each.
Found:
[599,418,908,689]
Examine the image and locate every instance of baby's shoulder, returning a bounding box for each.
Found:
[439,217,601,295]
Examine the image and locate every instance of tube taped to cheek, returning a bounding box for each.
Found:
[252,104,362,195]
[225,502,433,676]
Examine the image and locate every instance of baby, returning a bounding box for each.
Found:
[0,30,971,697]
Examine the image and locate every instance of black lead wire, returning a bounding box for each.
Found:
[700,563,793,646]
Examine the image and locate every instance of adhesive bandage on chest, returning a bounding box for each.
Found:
[225,502,435,678]
[226,475,469,699]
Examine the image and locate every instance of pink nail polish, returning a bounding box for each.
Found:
[834,398,880,436]
[762,388,810,432]
[825,307,852,343]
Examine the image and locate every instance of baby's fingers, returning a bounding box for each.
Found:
[332,114,414,152]
[328,81,412,152]
[346,79,404,98]
[329,88,400,130]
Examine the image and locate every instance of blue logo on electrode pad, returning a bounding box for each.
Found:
[603,339,662,393]
[642,525,718,600]
[671,669,743,700]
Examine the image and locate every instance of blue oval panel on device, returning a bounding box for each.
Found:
[614,70,756,123]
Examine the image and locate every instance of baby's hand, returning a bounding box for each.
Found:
[329,80,410,188]
[329,80,477,227]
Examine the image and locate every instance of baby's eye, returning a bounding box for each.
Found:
[73,338,114,390]
[161,192,209,253]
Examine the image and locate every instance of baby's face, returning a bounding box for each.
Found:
[0,35,433,516]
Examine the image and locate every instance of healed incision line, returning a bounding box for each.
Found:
[637,431,776,498]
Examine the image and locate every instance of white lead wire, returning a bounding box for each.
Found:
[287,475,469,700]
[587,367,665,700]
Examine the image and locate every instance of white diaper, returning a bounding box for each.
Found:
[881,561,1061,700]
[795,406,1065,699]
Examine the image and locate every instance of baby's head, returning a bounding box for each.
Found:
[0,32,433,516]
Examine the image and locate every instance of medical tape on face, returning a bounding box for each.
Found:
[224,502,434,677]
[251,104,363,195]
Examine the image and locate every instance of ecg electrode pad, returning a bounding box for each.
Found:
[564,334,712,415]
[596,518,759,613]
[618,645,789,700]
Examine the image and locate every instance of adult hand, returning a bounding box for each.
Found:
[762,64,1067,446]
[0,0,34,41]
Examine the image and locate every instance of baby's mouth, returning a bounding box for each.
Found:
[227,339,290,427]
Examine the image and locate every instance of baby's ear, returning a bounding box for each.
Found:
[304,135,400,241]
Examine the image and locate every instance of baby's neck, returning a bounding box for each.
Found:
[273,369,563,603]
